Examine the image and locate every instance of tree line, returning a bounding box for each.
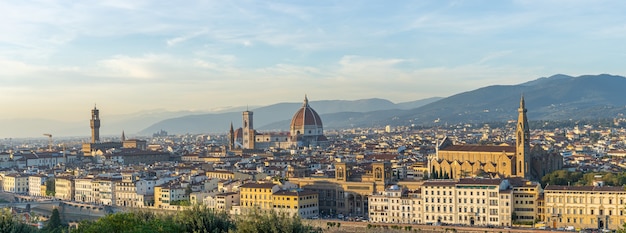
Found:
[0,205,321,233]
[541,170,626,187]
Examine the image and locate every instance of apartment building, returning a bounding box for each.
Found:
[55,176,74,201]
[511,180,542,223]
[92,177,120,205]
[369,185,421,224]
[421,178,513,227]
[544,185,626,231]
[155,181,188,209]
[28,174,47,197]
[3,173,28,194]
[272,189,319,219]
[239,183,280,214]
[75,178,94,203]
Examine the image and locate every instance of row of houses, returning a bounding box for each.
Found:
[368,178,626,231]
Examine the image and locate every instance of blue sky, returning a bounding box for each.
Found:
[2,0,626,122]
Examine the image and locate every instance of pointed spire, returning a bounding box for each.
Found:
[519,94,525,109]
[121,130,126,141]
[229,122,234,132]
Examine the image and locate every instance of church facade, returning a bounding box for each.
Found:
[429,97,563,180]
[229,95,328,150]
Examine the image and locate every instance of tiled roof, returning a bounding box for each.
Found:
[441,145,516,153]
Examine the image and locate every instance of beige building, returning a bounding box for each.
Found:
[290,162,393,218]
[92,177,119,205]
[115,177,139,207]
[421,178,513,227]
[205,170,252,181]
[194,192,240,212]
[55,176,75,201]
[369,185,421,224]
[3,173,28,194]
[544,185,626,231]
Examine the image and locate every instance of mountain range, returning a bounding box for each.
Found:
[140,74,626,135]
[5,74,626,138]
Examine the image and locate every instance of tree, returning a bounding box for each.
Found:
[0,208,37,233]
[234,210,321,233]
[45,179,55,196]
[44,208,63,233]
[174,205,234,233]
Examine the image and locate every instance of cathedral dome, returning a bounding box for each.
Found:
[290,96,323,136]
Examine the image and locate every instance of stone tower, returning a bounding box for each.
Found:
[228,122,235,150]
[90,105,100,143]
[515,96,531,179]
[242,110,254,149]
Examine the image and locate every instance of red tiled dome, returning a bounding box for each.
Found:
[290,96,323,133]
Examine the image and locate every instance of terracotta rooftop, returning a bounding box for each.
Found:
[440,145,516,153]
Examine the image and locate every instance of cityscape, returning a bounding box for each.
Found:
[2,93,626,232]
[4,1,626,233]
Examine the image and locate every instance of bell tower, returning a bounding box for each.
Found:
[242,110,254,149]
[90,105,100,143]
[228,122,235,150]
[515,96,531,179]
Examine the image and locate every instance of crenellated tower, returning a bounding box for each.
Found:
[90,105,100,143]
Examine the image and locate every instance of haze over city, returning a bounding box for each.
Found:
[2,1,626,137]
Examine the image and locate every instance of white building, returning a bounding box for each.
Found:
[28,174,48,197]
[75,178,94,203]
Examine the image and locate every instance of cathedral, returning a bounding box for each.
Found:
[429,96,563,180]
[229,95,328,150]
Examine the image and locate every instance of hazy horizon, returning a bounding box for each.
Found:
[3,1,626,137]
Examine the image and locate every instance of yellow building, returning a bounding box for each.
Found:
[544,185,626,231]
[239,183,280,214]
[154,182,188,209]
[55,176,75,201]
[272,189,319,219]
[511,180,542,224]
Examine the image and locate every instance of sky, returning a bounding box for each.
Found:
[2,0,626,124]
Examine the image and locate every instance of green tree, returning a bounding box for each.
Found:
[234,210,321,233]
[174,205,234,233]
[45,179,55,196]
[0,208,37,233]
[71,211,180,233]
[44,208,63,233]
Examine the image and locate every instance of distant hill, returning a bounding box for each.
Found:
[394,74,626,126]
[138,97,441,135]
[140,74,626,135]
[264,74,626,131]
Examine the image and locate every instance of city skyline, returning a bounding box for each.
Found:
[2,1,626,124]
